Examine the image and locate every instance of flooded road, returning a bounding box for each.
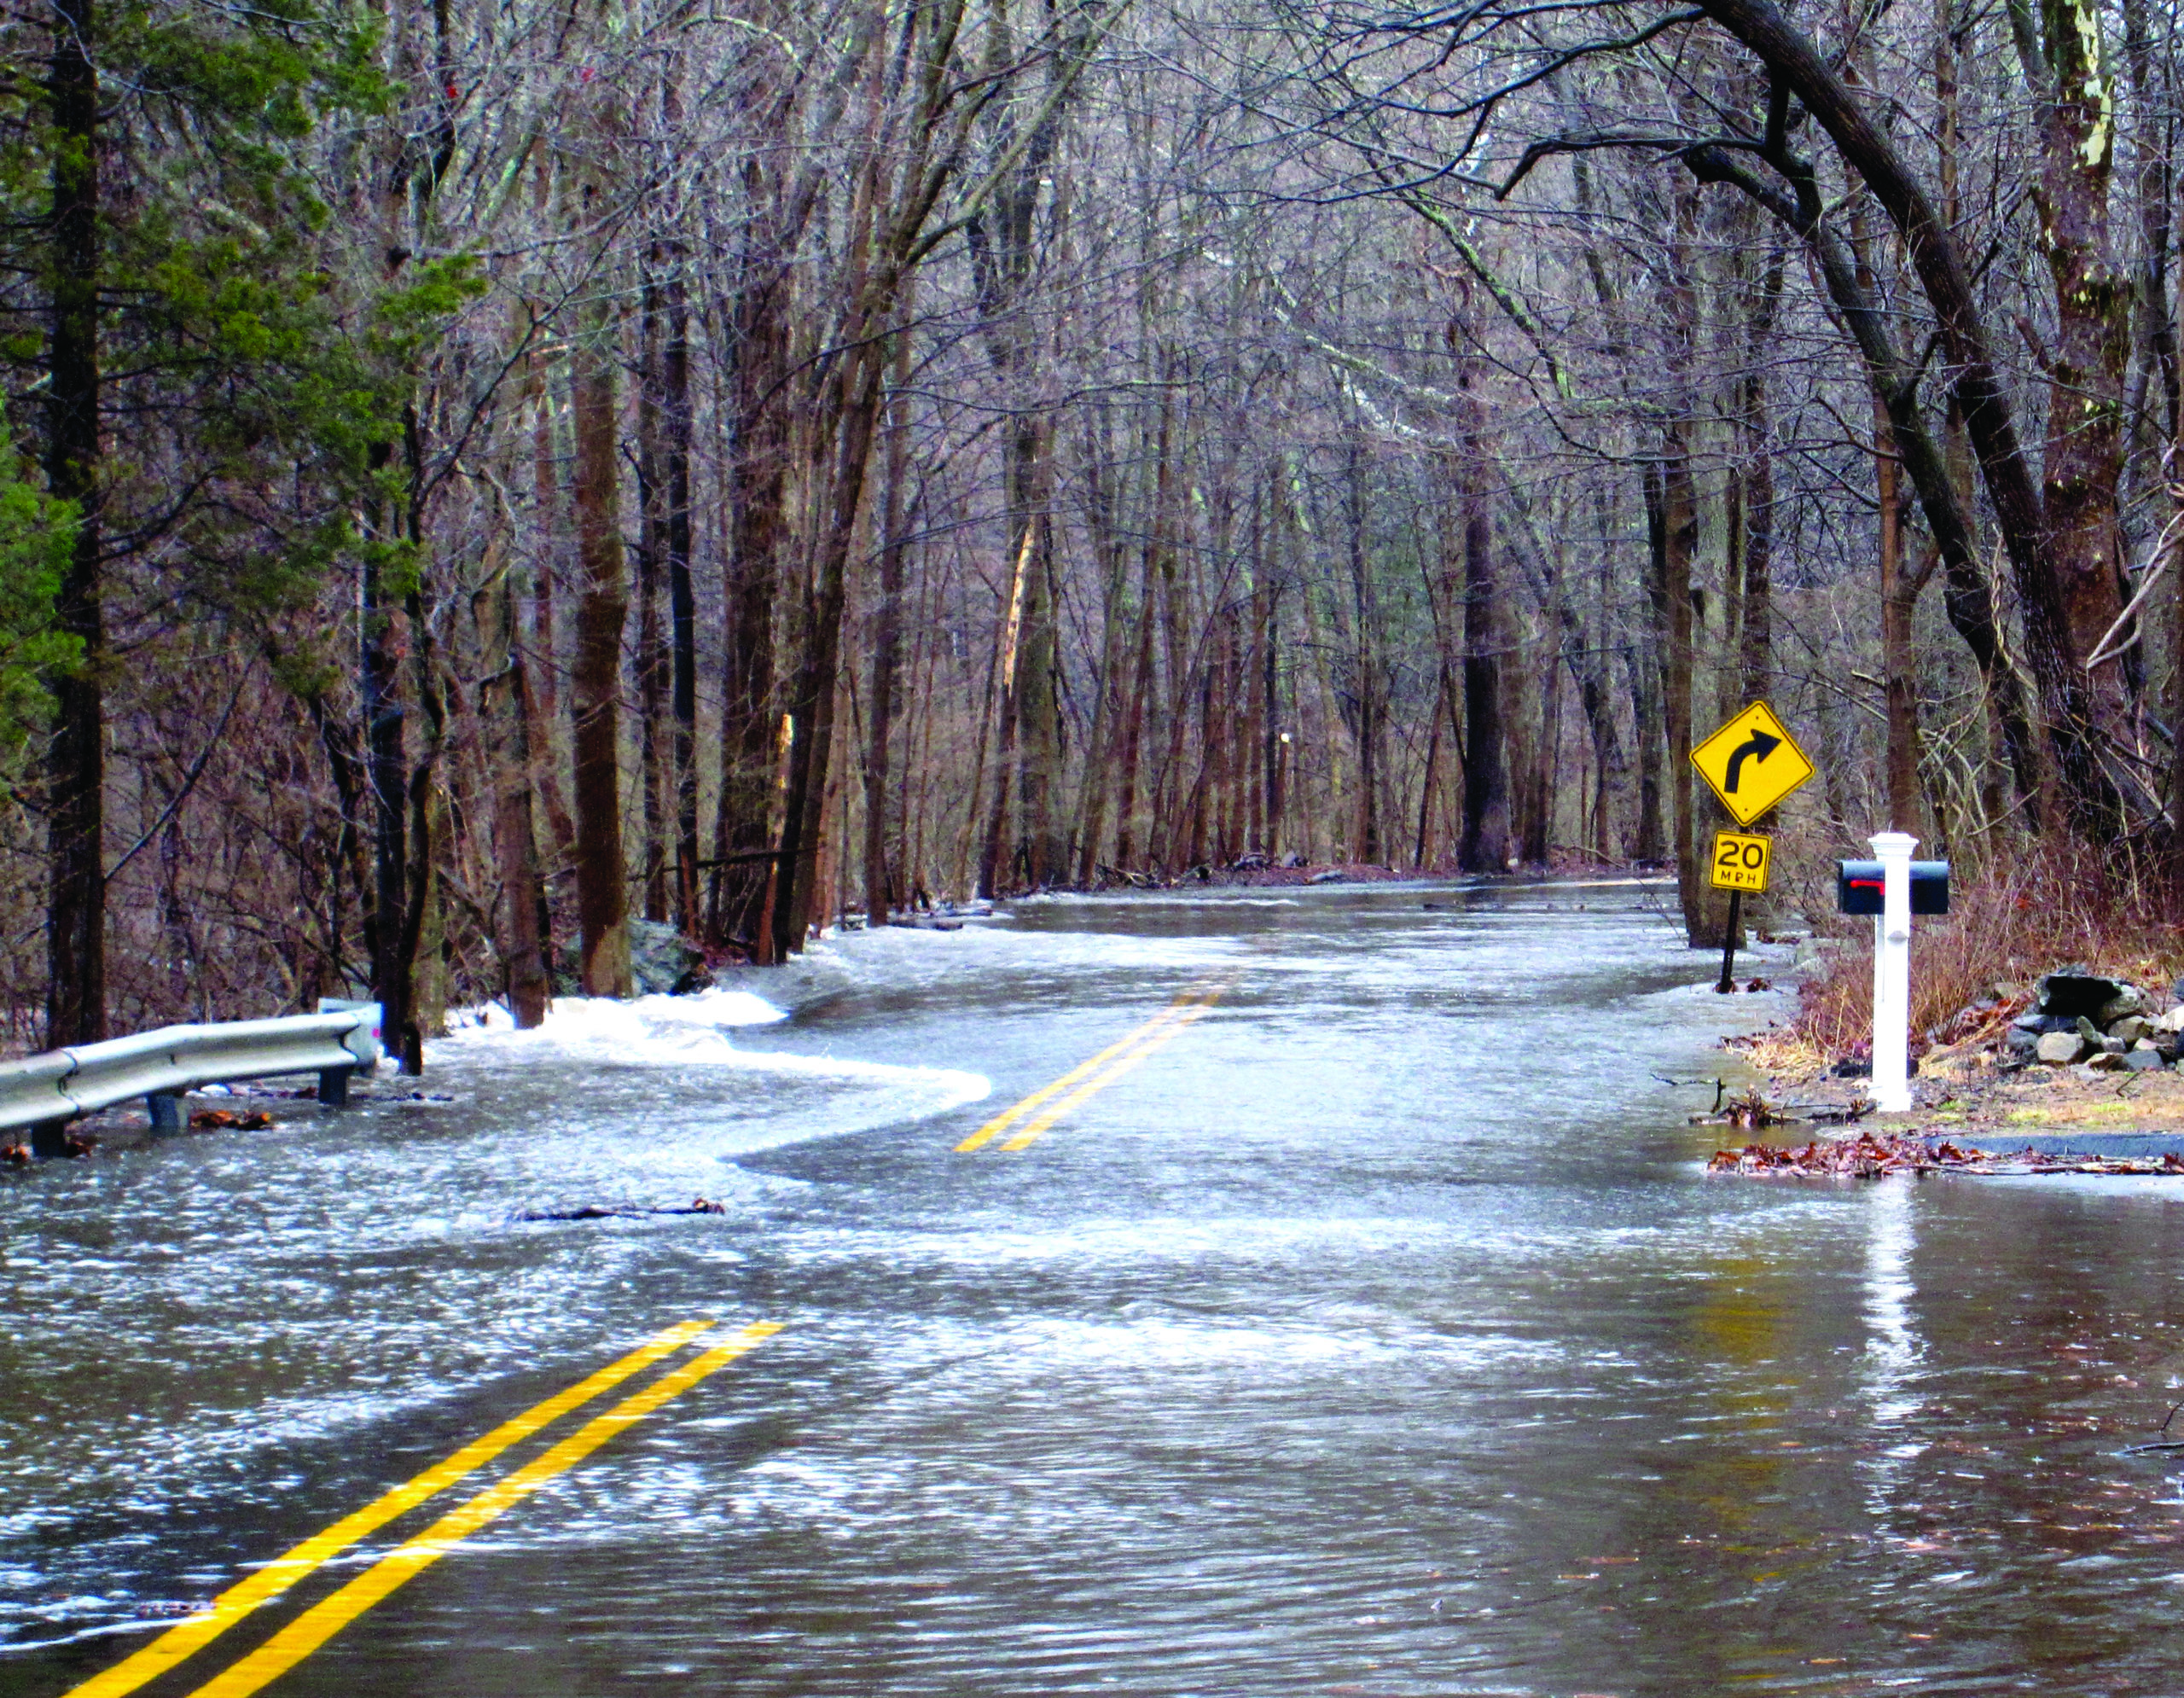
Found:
[9,881,2184,1695]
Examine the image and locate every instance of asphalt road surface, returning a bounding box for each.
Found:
[10,881,2184,1696]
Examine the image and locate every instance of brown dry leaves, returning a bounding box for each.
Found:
[1710,1131,2184,1178]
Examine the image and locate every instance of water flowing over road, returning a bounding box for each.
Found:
[9,881,2184,1696]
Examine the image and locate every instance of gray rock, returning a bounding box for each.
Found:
[2135,1036,2164,1050]
[2039,972,2126,1019]
[628,917,706,996]
[2077,1015,2106,1046]
[2012,1009,2047,1031]
[2157,1005,2184,1035]
[2036,1031,2090,1065]
[2126,1049,2168,1072]
[2005,1026,2040,1055]
[1279,852,1306,869]
[2103,1036,2129,1055]
[1306,869,1347,885]
[2111,1015,2151,1044]
[2088,1050,2130,1071]
[2099,986,2148,1024]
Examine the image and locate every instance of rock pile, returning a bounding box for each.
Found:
[2001,971,2184,1072]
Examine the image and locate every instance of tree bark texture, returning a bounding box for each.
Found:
[44,0,104,1048]
[1455,356,1509,872]
[570,290,632,999]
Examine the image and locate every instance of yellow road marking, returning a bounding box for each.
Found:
[64,1317,718,1698]
[954,994,1199,1152]
[999,993,1220,1151]
[182,1322,782,1698]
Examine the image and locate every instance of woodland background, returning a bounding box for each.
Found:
[1,0,2178,1065]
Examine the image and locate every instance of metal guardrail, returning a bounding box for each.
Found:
[0,1009,382,1154]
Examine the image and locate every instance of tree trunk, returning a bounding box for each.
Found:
[636,270,671,924]
[570,286,632,998]
[863,311,914,925]
[773,334,888,960]
[664,265,700,937]
[524,340,576,863]
[1014,437,1065,884]
[1071,408,1130,884]
[1346,460,1385,866]
[1739,248,1782,703]
[712,249,789,954]
[1455,341,1509,872]
[978,515,1033,897]
[362,451,411,1064]
[482,553,549,1027]
[44,0,104,1048]
[1879,409,1923,834]
[398,408,446,1069]
[2020,0,2135,769]
[1112,566,1155,873]
[1656,442,1704,943]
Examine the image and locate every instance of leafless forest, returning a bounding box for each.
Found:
[2,0,2178,1062]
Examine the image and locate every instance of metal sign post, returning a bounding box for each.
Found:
[1869,831,1917,1113]
[1708,830,1771,993]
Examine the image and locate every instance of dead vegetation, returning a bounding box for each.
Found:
[1710,1131,2184,1178]
[1773,849,2184,1073]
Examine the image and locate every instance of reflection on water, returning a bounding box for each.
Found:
[7,881,2184,1695]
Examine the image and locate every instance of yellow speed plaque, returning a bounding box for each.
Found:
[1710,829,1771,893]
[1691,701,1815,826]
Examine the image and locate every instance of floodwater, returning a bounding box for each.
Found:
[7,881,2184,1696]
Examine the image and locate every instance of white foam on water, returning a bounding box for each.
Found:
[450,986,789,1038]
[428,989,990,1142]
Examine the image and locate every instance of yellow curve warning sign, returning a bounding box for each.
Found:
[1690,701,1814,826]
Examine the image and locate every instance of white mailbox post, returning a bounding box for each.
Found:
[1869,831,1917,1113]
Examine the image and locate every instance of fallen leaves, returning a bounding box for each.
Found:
[1710,1131,2184,1178]
[188,1109,273,1131]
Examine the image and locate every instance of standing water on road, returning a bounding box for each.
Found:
[7,881,2184,1695]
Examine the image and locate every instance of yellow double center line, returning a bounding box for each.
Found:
[68,1318,780,1698]
[956,985,1226,1154]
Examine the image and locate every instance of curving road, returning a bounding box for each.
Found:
[8,882,2184,1696]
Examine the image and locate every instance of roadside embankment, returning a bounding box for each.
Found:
[1711,849,2184,1168]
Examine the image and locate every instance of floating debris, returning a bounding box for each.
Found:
[189,1109,274,1131]
[1711,1131,2184,1178]
[1,1131,100,1160]
[517,1197,728,1223]
[1724,1090,1788,1130]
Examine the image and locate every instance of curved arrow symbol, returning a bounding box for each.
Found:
[1722,729,1780,793]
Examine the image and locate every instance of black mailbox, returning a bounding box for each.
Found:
[1836,859,1949,916]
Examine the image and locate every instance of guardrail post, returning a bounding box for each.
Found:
[146,1091,182,1131]
[317,1066,353,1107]
[30,1119,69,1160]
